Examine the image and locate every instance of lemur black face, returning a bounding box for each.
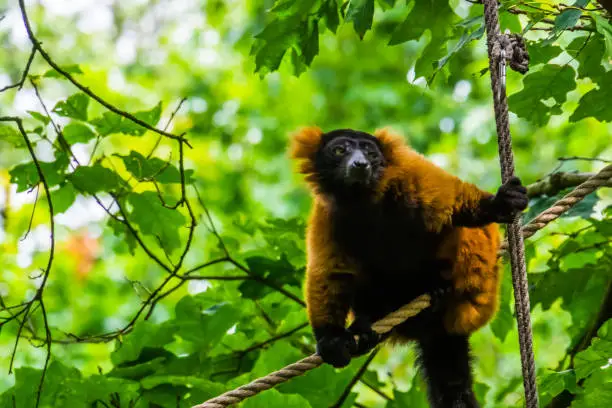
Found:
[314,129,385,196]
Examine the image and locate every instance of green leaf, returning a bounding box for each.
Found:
[140,375,226,395]
[111,321,177,365]
[69,163,126,194]
[508,64,576,126]
[43,362,84,405]
[388,0,456,80]
[9,153,70,192]
[115,150,194,183]
[43,65,83,78]
[51,183,77,213]
[246,254,301,286]
[90,103,162,136]
[250,0,323,76]
[91,111,124,136]
[0,123,25,147]
[377,0,396,8]
[28,110,51,125]
[575,319,612,380]
[252,17,300,74]
[63,122,97,144]
[345,0,375,39]
[590,218,612,236]
[270,342,361,407]
[572,369,612,407]
[567,36,606,80]
[126,191,186,252]
[80,375,140,406]
[300,19,319,67]
[119,102,163,136]
[323,0,340,33]
[262,217,306,236]
[386,375,429,407]
[242,388,313,408]
[592,12,612,61]
[108,217,137,254]
[435,23,484,75]
[490,271,514,342]
[527,42,562,66]
[268,0,318,17]
[0,367,40,408]
[571,72,612,123]
[174,297,237,349]
[290,47,308,77]
[474,382,490,406]
[238,278,273,300]
[108,356,167,380]
[52,93,89,121]
[538,369,579,406]
[499,8,522,33]
[531,265,594,311]
[553,7,583,35]
[237,255,300,301]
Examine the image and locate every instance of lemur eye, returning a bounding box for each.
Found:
[333,146,346,156]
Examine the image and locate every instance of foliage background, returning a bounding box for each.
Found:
[0,0,611,407]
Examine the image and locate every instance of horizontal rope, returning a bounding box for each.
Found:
[193,294,431,408]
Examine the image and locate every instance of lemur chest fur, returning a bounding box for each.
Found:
[329,193,445,276]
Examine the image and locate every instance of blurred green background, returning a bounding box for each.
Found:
[1,1,611,407]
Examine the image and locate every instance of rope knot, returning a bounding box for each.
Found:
[492,33,529,74]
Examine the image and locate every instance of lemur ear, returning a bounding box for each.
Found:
[373,128,410,165]
[289,126,324,175]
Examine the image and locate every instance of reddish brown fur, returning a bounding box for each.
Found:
[291,127,501,339]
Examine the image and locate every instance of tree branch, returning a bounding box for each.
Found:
[527,172,612,198]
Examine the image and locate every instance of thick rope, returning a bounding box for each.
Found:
[482,1,539,407]
[500,163,612,253]
[193,294,431,408]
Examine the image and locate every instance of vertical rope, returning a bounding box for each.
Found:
[482,1,539,407]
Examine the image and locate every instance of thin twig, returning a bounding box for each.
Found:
[331,350,379,408]
[360,378,393,401]
[147,97,187,159]
[227,257,305,307]
[0,46,36,93]
[237,323,309,355]
[0,117,55,408]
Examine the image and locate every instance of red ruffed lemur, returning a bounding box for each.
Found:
[290,127,528,408]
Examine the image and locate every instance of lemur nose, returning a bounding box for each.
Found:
[352,160,368,168]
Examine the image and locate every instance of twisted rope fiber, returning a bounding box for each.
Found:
[482,0,538,407]
[193,295,431,408]
[500,163,612,252]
